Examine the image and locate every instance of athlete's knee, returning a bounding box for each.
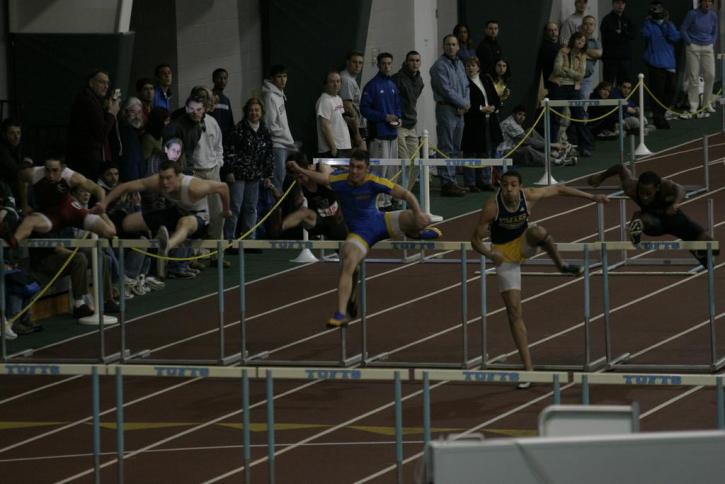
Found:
[527,225,550,246]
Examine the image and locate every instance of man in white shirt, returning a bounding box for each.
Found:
[316,70,352,158]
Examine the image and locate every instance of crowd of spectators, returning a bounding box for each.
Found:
[0,0,719,340]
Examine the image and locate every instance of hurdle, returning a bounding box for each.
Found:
[607,198,716,270]
[542,97,627,187]
[111,239,244,367]
[0,238,128,364]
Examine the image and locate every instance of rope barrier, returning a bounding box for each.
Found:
[642,82,722,117]
[549,79,640,123]
[6,232,90,325]
[130,180,299,261]
[428,107,545,166]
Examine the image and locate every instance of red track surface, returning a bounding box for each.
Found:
[0,135,723,483]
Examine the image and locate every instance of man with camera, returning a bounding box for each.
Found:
[67,69,121,182]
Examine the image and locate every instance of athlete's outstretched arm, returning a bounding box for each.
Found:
[287,160,331,187]
[526,184,609,204]
[588,163,636,190]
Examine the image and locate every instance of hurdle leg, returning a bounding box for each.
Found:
[582,374,590,405]
[423,371,431,447]
[1,245,6,360]
[480,256,488,369]
[92,366,101,484]
[266,371,276,484]
[460,243,469,367]
[242,369,251,483]
[394,371,404,484]
[115,366,125,484]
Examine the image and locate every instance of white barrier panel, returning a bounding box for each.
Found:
[108,364,254,379]
[548,99,624,107]
[314,157,510,168]
[235,239,719,253]
[0,363,103,376]
[260,367,401,381]
[414,369,569,384]
[574,372,720,386]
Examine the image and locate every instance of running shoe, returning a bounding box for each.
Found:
[418,226,442,240]
[2,317,17,340]
[145,276,166,290]
[326,311,350,329]
[629,218,643,245]
[516,381,532,390]
[560,264,584,276]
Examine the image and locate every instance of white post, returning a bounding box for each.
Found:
[634,73,653,157]
[78,233,117,326]
[423,130,443,223]
[535,98,559,185]
[290,198,319,264]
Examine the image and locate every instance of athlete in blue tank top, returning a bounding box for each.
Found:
[287,149,442,328]
[471,170,608,382]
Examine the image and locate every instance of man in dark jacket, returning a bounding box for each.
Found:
[392,51,424,190]
[600,0,636,86]
[476,20,503,75]
[66,69,120,182]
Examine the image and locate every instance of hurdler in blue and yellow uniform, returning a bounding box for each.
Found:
[490,188,536,264]
[329,171,405,255]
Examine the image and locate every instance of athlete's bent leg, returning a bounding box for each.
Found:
[13,213,53,242]
[85,214,116,238]
[169,216,199,250]
[526,225,582,275]
[330,242,366,327]
[121,212,151,233]
[501,289,533,371]
[282,207,316,232]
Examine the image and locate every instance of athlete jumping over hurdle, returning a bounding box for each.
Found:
[588,163,719,267]
[471,170,608,383]
[0,155,116,248]
[286,148,442,328]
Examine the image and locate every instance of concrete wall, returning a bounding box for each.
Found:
[362,0,457,146]
[175,0,262,121]
[7,0,130,33]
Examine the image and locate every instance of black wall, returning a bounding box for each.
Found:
[260,0,372,157]
[9,33,134,159]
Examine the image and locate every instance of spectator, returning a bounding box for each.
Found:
[392,50,424,190]
[315,70,352,158]
[498,105,574,167]
[142,107,170,159]
[66,68,120,182]
[549,32,594,157]
[211,68,235,144]
[454,23,475,61]
[537,22,562,101]
[475,20,502,74]
[641,1,679,129]
[461,56,501,192]
[115,97,146,182]
[0,118,28,202]
[360,52,401,210]
[600,0,635,86]
[222,97,273,242]
[261,64,295,190]
[430,34,469,197]
[152,63,174,111]
[588,81,619,137]
[560,0,589,46]
[680,0,718,117]
[580,15,603,101]
[136,77,155,123]
[489,58,511,103]
[614,80,648,132]
[340,52,367,150]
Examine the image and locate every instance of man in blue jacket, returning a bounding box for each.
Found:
[641,1,680,129]
[361,52,401,210]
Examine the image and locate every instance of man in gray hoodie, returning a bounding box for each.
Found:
[262,64,295,190]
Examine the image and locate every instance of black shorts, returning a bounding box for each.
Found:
[642,209,704,241]
[308,216,348,241]
[142,206,208,238]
